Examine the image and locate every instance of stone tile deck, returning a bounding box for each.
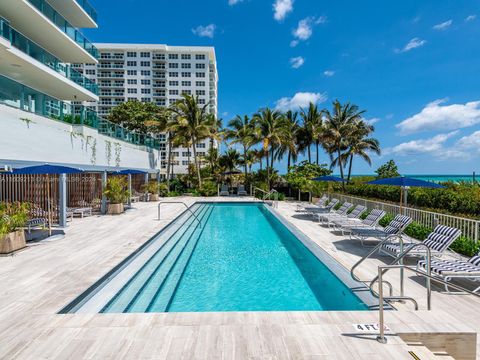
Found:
[0,198,478,359]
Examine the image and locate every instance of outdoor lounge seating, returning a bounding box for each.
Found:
[380,224,461,259]
[350,214,412,246]
[219,185,229,196]
[307,198,339,217]
[296,194,328,212]
[317,202,353,223]
[26,218,46,233]
[417,251,480,293]
[332,209,386,235]
[237,185,248,196]
[325,204,367,228]
[68,207,93,218]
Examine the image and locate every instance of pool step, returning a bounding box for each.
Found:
[125,205,212,313]
[102,204,207,313]
[148,205,215,312]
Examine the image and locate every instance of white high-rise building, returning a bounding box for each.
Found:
[79,43,218,176]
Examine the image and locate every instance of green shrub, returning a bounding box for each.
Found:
[166,191,181,197]
[198,181,217,197]
[103,177,130,204]
[450,237,480,257]
[0,202,30,236]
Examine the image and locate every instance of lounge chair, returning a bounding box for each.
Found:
[237,185,248,196]
[317,202,353,223]
[417,251,480,293]
[307,198,340,217]
[380,224,461,259]
[325,205,367,228]
[219,184,229,196]
[296,194,328,212]
[26,218,46,233]
[332,209,386,236]
[350,214,412,246]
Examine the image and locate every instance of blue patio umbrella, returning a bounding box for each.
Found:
[116,169,148,175]
[12,164,84,235]
[312,175,345,182]
[366,176,446,209]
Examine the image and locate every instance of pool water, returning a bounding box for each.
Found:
[99,203,368,313]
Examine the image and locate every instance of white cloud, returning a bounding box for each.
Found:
[433,20,453,30]
[364,117,380,125]
[290,16,326,46]
[396,99,480,134]
[228,0,243,5]
[323,70,335,77]
[384,131,464,159]
[273,0,293,21]
[290,56,305,69]
[457,130,480,151]
[395,38,427,53]
[192,24,216,38]
[465,15,477,22]
[290,40,299,47]
[275,92,327,111]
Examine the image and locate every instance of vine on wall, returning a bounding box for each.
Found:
[105,140,112,165]
[114,143,122,167]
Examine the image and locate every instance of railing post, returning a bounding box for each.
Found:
[475,221,479,243]
[377,267,387,344]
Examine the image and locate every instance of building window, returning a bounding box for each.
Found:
[141,97,151,102]
[196,90,205,95]
[140,52,150,58]
[85,69,96,75]
[196,72,205,78]
[127,97,137,101]
[196,143,206,148]
[169,99,176,105]
[181,72,191,77]
[181,63,191,69]
[169,89,179,95]
[181,54,191,60]
[141,79,151,85]
[127,52,137,57]
[168,54,178,59]
[156,100,166,106]
[196,81,206,86]
[127,70,137,75]
[181,90,191,95]
[169,81,179,86]
[182,151,191,157]
[140,70,151,76]
[169,72,178,77]
[127,61,137,66]
[127,88,137,94]
[196,63,206,69]
[182,161,189,166]
[195,54,206,60]
[181,81,191,86]
[141,88,151,94]
[140,61,150,67]
[169,63,178,69]
[127,79,137,85]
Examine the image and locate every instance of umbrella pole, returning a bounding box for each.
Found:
[399,187,403,215]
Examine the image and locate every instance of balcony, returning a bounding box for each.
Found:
[46,0,98,28]
[97,72,124,79]
[0,18,98,100]
[100,53,124,61]
[0,0,98,63]
[98,63,124,69]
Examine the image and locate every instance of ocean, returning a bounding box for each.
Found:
[347,174,478,183]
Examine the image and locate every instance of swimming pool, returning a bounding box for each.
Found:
[63,202,371,313]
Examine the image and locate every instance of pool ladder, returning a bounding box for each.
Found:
[157,201,202,228]
[253,187,279,209]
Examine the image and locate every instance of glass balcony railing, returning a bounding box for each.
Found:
[26,0,98,59]
[0,18,98,95]
[74,0,98,23]
[0,75,161,150]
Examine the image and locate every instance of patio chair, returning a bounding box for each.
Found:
[296,194,328,212]
[417,251,480,293]
[219,184,229,196]
[317,202,353,223]
[306,198,339,217]
[325,204,367,228]
[70,207,93,218]
[350,214,412,246]
[380,224,461,259]
[334,209,386,234]
[26,218,46,234]
[237,185,248,196]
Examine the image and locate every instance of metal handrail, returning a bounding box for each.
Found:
[253,188,279,209]
[376,263,480,344]
[157,201,201,227]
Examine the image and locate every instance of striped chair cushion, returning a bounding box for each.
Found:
[336,202,352,215]
[363,209,385,226]
[418,256,480,275]
[347,205,366,219]
[326,199,339,209]
[383,215,412,234]
[423,225,461,252]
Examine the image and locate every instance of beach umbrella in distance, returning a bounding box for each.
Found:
[311,175,345,199]
[366,176,446,211]
[12,164,84,235]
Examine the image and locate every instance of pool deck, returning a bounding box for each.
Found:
[0,197,478,359]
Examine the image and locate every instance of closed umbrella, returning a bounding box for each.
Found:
[12,164,84,235]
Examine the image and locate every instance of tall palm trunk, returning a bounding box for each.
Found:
[243,144,247,176]
[287,151,291,171]
[315,141,319,165]
[192,137,202,187]
[308,146,311,163]
[259,157,263,170]
[166,133,172,190]
[347,154,354,183]
[265,148,270,190]
[337,147,345,189]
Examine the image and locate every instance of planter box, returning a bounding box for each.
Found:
[107,203,124,215]
[0,230,26,254]
[150,194,160,202]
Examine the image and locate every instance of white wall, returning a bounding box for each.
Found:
[0,104,159,170]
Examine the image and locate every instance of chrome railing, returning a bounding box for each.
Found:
[157,201,201,227]
[253,188,279,209]
[333,193,480,242]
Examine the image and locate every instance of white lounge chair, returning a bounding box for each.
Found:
[237,185,248,196]
[296,194,328,212]
[332,209,386,235]
[350,214,412,246]
[219,184,229,196]
[417,251,480,293]
[307,198,339,218]
[325,204,367,228]
[380,224,461,259]
[317,202,353,223]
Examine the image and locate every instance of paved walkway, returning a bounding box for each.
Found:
[0,198,478,359]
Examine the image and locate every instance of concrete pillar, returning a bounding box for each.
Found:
[101,171,107,214]
[128,174,132,207]
[58,173,67,227]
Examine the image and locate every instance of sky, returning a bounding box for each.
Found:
[84,0,480,175]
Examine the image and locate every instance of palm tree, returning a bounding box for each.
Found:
[276,110,300,171]
[219,148,241,172]
[243,149,257,174]
[323,100,366,181]
[224,115,256,176]
[344,120,381,182]
[253,108,285,188]
[143,106,170,183]
[299,103,323,164]
[169,94,211,187]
